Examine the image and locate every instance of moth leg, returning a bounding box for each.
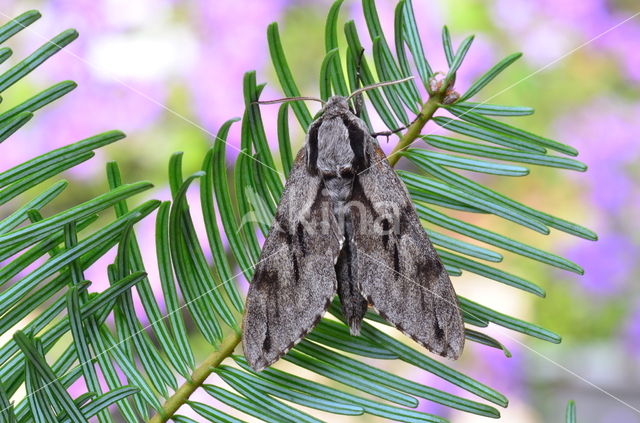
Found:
[356,47,365,77]
[353,88,365,119]
[371,112,424,139]
[351,47,366,118]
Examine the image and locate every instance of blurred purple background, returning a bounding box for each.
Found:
[0,0,639,422]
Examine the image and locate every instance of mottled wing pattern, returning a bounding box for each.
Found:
[349,120,464,359]
[243,149,342,371]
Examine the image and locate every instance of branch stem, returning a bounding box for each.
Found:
[147,332,241,423]
[387,93,443,167]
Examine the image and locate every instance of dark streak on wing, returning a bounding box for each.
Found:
[393,244,400,278]
[381,218,391,248]
[296,223,307,255]
[342,116,368,172]
[306,120,321,174]
[258,268,278,353]
[432,306,445,341]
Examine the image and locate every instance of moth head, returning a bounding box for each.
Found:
[322,96,351,114]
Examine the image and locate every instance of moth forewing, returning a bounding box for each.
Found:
[242,149,341,372]
[352,131,465,359]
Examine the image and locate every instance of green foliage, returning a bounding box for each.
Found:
[0,2,590,422]
[566,400,577,423]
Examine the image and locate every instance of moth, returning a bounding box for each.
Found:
[243,80,464,371]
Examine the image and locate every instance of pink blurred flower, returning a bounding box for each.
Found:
[555,99,640,295]
[566,232,638,296]
[187,0,287,158]
[490,0,640,81]
[555,98,640,214]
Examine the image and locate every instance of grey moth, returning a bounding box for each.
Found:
[243,86,464,371]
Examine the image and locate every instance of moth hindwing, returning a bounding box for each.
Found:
[243,96,464,371]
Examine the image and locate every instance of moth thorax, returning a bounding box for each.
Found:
[317,119,354,170]
[322,173,355,205]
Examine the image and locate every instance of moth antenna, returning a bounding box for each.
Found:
[254,96,326,105]
[347,76,415,101]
